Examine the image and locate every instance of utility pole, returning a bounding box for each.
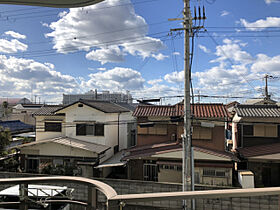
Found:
[264,74,272,100]
[169,1,206,209]
[183,0,192,201]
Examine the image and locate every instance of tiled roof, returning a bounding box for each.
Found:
[0,120,34,134]
[235,104,280,118]
[56,99,130,113]
[17,136,110,154]
[133,103,230,118]
[237,143,280,158]
[123,141,238,161]
[133,105,175,117]
[33,105,64,116]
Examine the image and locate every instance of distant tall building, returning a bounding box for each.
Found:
[63,89,133,105]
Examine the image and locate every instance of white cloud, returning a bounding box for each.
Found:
[164,71,184,83]
[191,39,280,98]
[86,46,124,64]
[0,55,78,102]
[198,44,211,53]
[251,54,280,75]
[98,67,107,71]
[264,0,280,4]
[131,84,183,102]
[220,10,230,17]
[211,39,253,64]
[173,52,180,56]
[46,0,166,64]
[152,53,169,60]
[81,67,145,91]
[4,31,26,39]
[240,17,280,31]
[0,39,28,53]
[147,79,162,85]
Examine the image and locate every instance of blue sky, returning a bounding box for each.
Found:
[0,0,280,104]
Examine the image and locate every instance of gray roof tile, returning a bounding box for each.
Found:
[33,105,64,116]
[16,136,110,154]
[235,104,280,118]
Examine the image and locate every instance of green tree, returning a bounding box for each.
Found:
[0,127,11,155]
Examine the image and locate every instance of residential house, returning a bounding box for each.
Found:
[17,100,136,177]
[7,104,44,125]
[232,104,280,187]
[124,103,237,186]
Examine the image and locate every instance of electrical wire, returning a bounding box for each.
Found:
[203,28,257,92]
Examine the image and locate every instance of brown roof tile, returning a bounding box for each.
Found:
[237,143,280,158]
[133,103,230,118]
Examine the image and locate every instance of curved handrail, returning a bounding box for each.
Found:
[0,176,117,200]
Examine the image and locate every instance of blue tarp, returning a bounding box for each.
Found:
[0,120,34,134]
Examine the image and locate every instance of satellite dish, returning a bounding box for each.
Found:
[0,0,104,8]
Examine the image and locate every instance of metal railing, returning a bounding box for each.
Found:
[0,176,280,210]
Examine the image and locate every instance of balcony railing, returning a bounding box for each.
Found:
[0,176,279,210]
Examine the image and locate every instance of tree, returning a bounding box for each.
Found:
[2,101,9,118]
[0,127,11,155]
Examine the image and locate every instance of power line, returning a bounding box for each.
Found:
[7,31,170,58]
[204,28,257,92]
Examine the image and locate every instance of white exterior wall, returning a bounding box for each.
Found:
[34,102,134,162]
[56,103,134,162]
[119,112,135,150]
[35,115,65,141]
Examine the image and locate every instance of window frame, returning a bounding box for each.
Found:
[76,123,104,136]
[44,122,62,132]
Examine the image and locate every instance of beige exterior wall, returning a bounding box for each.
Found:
[158,166,232,186]
[35,115,65,141]
[196,167,232,186]
[158,168,182,183]
[20,142,97,158]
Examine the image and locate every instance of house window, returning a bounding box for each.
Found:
[192,126,212,140]
[203,169,216,176]
[216,171,226,177]
[27,159,39,173]
[45,122,62,132]
[203,169,226,177]
[76,124,104,136]
[243,125,253,136]
[95,124,104,136]
[254,124,277,137]
[143,163,158,181]
[137,124,167,135]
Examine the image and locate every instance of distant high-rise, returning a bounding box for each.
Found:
[63,89,133,105]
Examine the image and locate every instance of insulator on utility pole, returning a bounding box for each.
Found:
[203,6,206,19]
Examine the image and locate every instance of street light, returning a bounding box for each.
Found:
[0,0,104,8]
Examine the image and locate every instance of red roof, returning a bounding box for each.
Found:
[238,143,280,158]
[133,103,230,118]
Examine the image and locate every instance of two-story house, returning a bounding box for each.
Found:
[123,103,237,186]
[17,99,136,177]
[232,104,280,187]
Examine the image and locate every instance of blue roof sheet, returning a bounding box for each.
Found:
[0,120,34,133]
